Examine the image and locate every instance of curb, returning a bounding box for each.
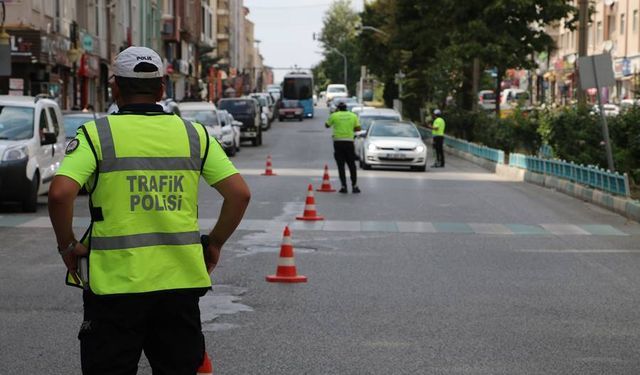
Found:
[445,146,640,223]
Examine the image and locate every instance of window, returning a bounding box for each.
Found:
[597,21,603,45]
[47,107,60,136]
[634,10,638,32]
[620,14,625,34]
[608,14,616,37]
[38,110,49,141]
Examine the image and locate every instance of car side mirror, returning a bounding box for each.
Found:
[41,132,57,145]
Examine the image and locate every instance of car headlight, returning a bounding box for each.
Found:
[2,145,29,161]
[415,145,425,153]
[367,143,378,152]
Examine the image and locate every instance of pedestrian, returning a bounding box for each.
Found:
[427,109,446,168]
[325,101,361,193]
[47,46,251,375]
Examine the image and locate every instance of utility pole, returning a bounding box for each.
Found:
[577,0,589,105]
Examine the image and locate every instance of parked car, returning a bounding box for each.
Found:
[591,103,620,117]
[0,95,67,211]
[217,109,241,156]
[357,121,427,171]
[178,101,235,155]
[326,84,348,103]
[278,99,304,121]
[354,108,402,155]
[250,93,275,129]
[500,88,531,107]
[218,98,262,146]
[62,111,107,141]
[478,90,496,110]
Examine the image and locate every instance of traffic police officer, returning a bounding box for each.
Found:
[428,109,446,168]
[325,101,362,193]
[48,46,251,375]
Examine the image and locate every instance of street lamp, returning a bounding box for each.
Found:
[356,25,389,36]
[328,47,347,85]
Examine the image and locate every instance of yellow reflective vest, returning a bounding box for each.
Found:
[71,114,211,295]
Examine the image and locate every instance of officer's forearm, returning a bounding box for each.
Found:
[48,177,79,248]
[209,198,249,247]
[209,175,251,247]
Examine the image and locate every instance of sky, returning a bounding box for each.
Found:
[243,0,364,84]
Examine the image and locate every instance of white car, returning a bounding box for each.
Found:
[178,102,239,156]
[591,103,620,117]
[0,95,67,211]
[357,121,427,172]
[217,109,241,156]
[326,84,348,103]
[354,108,402,157]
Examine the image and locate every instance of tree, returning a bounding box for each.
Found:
[314,0,361,94]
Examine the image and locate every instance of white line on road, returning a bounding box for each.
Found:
[516,249,640,253]
[237,168,519,181]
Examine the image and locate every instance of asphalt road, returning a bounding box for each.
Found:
[1,106,640,374]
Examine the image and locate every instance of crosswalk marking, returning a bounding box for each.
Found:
[0,215,633,237]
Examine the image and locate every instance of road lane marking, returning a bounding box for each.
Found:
[540,224,591,235]
[237,168,518,181]
[0,215,634,237]
[469,223,512,235]
[516,249,640,253]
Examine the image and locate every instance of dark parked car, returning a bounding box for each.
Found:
[217,98,262,146]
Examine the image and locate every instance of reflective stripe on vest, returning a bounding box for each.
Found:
[85,115,211,295]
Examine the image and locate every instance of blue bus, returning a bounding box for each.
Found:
[283,72,314,118]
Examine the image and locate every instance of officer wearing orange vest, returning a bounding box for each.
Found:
[48,46,251,374]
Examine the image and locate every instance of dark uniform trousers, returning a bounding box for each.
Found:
[433,136,445,167]
[80,289,206,375]
[333,140,358,188]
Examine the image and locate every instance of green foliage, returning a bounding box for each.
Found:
[608,107,640,183]
[314,0,361,94]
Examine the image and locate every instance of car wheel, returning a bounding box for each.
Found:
[279,117,283,121]
[227,145,236,157]
[298,116,303,122]
[251,137,258,146]
[22,172,39,213]
[257,132,263,146]
[360,156,371,170]
[411,165,426,172]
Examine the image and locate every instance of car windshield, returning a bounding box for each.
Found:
[253,96,267,106]
[359,115,401,130]
[370,124,419,138]
[328,87,346,93]
[282,100,300,108]
[0,106,34,140]
[218,100,254,116]
[181,110,219,126]
[482,92,495,100]
[63,115,94,138]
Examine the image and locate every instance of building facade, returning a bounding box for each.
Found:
[547,0,640,104]
[1,0,261,107]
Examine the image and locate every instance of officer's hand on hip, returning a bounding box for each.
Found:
[60,242,89,283]
[205,243,222,273]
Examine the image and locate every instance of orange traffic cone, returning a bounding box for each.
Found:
[262,155,277,176]
[316,164,336,192]
[266,226,307,283]
[296,184,324,221]
[197,351,213,375]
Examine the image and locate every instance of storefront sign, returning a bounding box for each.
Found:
[82,34,94,53]
[9,29,41,62]
[78,54,99,78]
[9,78,23,90]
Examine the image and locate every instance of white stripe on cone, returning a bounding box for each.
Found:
[277,258,296,266]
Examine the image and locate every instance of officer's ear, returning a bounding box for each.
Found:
[154,78,166,103]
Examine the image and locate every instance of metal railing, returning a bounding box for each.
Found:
[444,135,504,164]
[509,153,630,197]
